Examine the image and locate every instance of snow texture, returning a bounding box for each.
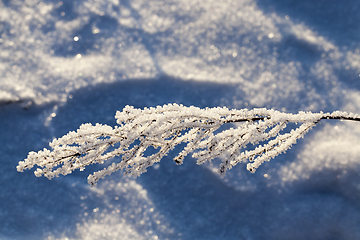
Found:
[2,0,360,239]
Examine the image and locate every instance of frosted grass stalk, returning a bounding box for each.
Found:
[17,104,360,185]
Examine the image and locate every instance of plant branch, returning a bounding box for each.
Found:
[17,104,360,186]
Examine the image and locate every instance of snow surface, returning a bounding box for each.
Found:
[1,0,360,239]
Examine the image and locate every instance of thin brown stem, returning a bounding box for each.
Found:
[224,115,360,124]
[320,116,360,121]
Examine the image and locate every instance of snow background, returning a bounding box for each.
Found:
[1,0,360,239]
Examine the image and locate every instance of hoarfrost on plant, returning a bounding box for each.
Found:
[17,103,359,185]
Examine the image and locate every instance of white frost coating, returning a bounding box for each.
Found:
[17,104,359,185]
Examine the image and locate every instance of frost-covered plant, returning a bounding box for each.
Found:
[17,104,360,186]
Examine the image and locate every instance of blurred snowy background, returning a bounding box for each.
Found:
[1,0,360,239]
